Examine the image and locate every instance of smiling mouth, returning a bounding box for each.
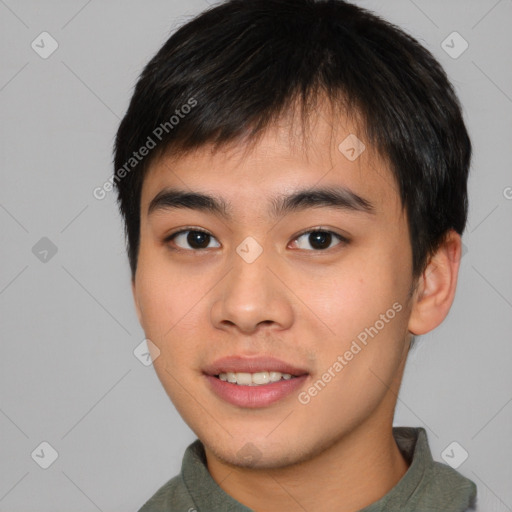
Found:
[214,371,298,386]
[203,355,309,407]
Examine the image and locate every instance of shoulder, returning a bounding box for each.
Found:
[137,474,195,512]
[425,461,477,510]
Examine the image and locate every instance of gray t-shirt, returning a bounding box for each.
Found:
[138,427,477,511]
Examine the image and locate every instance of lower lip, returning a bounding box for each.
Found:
[205,374,308,408]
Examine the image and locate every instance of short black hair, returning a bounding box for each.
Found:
[113,0,471,281]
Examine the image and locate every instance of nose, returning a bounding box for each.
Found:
[210,244,295,335]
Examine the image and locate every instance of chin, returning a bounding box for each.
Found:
[201,430,320,470]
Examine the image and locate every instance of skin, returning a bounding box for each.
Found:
[132,103,462,512]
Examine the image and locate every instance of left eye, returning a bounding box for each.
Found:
[291,229,347,251]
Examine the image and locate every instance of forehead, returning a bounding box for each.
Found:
[140,107,400,220]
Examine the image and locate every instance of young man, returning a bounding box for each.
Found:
[114,0,477,510]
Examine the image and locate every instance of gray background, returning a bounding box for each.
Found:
[1,0,511,510]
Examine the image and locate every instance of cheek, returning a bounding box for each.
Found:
[136,239,193,316]
[311,253,405,342]
[134,253,180,342]
[134,253,210,368]
[304,246,411,407]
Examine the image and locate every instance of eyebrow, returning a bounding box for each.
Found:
[147,185,375,219]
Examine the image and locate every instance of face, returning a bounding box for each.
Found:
[133,108,416,469]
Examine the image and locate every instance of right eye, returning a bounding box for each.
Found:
[165,228,221,251]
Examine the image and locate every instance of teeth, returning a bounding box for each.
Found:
[217,371,296,385]
[269,371,282,382]
[235,372,253,385]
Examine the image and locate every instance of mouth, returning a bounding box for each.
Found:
[203,356,309,408]
[215,370,298,386]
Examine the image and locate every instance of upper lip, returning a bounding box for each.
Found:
[203,356,309,377]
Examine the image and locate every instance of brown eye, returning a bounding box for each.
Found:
[167,229,221,250]
[292,229,347,251]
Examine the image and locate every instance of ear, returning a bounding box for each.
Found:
[408,230,462,336]
[132,278,143,326]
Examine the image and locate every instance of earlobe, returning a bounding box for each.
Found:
[408,230,462,336]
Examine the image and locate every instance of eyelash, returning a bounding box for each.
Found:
[164,227,349,252]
